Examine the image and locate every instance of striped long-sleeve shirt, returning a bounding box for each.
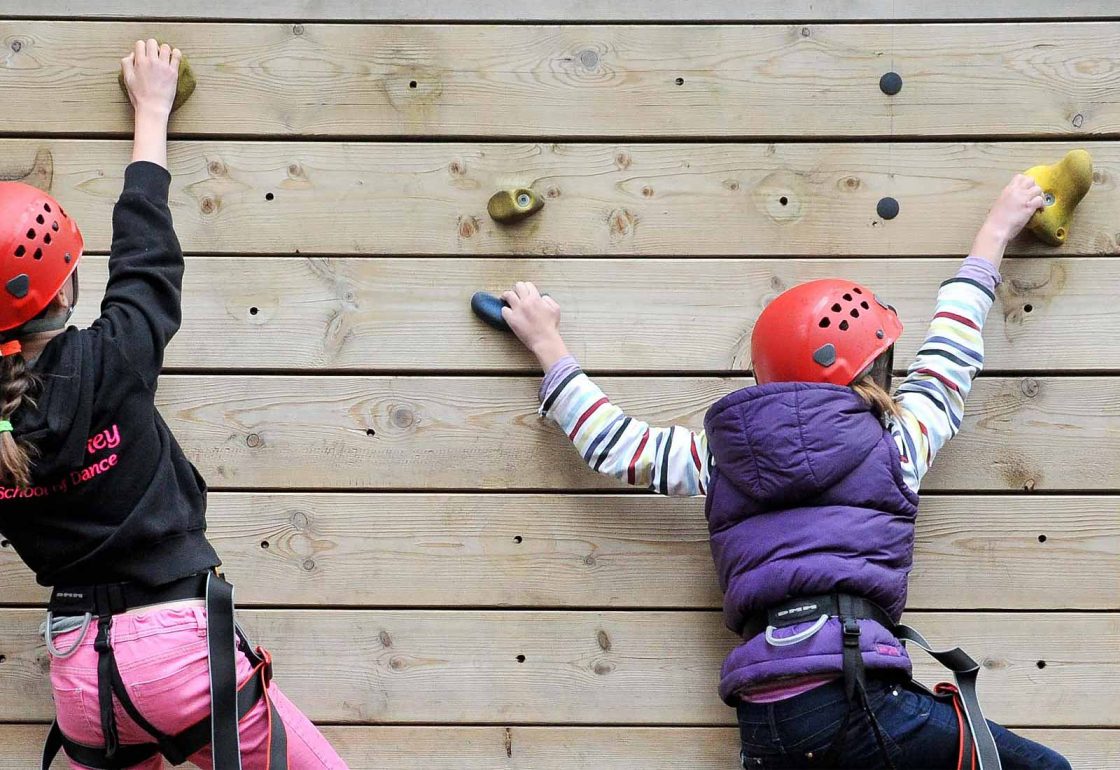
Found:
[539,259,999,496]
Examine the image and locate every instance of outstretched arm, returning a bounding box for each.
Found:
[891,175,1044,491]
[91,41,185,388]
[502,283,710,496]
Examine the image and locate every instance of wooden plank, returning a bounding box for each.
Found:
[1,22,1119,138]
[67,256,1120,372]
[142,375,1120,491]
[11,1,1120,21]
[1,610,1116,724]
[4,495,1116,610]
[4,139,1119,256]
[5,724,1115,769]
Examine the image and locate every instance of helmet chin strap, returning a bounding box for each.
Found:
[12,271,79,336]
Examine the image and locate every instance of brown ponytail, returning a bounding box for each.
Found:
[851,375,902,420]
[0,353,39,487]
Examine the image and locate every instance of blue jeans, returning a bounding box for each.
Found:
[737,678,1071,769]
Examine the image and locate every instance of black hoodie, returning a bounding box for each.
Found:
[0,161,219,588]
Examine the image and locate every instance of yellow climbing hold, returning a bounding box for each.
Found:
[487,188,544,224]
[118,45,197,113]
[1023,149,1093,246]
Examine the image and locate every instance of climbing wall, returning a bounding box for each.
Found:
[1,3,1119,767]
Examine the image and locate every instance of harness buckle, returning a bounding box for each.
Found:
[93,618,112,654]
[841,617,861,646]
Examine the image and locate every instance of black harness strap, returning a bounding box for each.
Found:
[41,573,288,770]
[747,593,1001,770]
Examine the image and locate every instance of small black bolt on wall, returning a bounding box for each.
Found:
[876,197,900,220]
[879,71,903,96]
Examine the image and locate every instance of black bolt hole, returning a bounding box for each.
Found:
[674,77,684,86]
[516,654,526,663]
[513,535,523,544]
[409,80,417,88]
[366,428,376,437]
[779,196,788,206]
[1036,660,1046,669]
[1023,304,1034,313]
[249,307,259,316]
[0,655,6,664]
[260,540,270,549]
[1037,534,1047,543]
[265,192,275,201]
[0,539,9,548]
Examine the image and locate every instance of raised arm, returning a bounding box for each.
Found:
[501,282,710,496]
[91,41,184,387]
[891,175,1044,490]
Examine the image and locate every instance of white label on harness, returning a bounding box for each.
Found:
[776,603,819,618]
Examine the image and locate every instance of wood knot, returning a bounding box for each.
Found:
[1072,113,1085,128]
[448,160,464,176]
[1020,378,1040,398]
[801,26,811,37]
[287,162,305,178]
[457,215,479,239]
[583,554,596,567]
[207,160,226,176]
[289,510,310,530]
[596,630,612,651]
[578,49,600,69]
[391,407,416,429]
[301,558,316,571]
[614,151,631,170]
[245,433,262,448]
[592,661,614,675]
[545,186,561,199]
[389,656,407,671]
[641,185,654,198]
[723,179,740,191]
[843,176,861,190]
[10,39,22,53]
[292,24,305,35]
[379,630,393,648]
[1023,479,1036,492]
[200,196,218,215]
[608,208,637,239]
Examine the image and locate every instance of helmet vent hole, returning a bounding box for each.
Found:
[861,301,870,310]
[819,317,831,328]
[842,293,853,301]
[43,203,51,213]
[35,214,44,225]
[852,287,862,294]
[839,320,850,331]
[43,233,51,244]
[13,245,25,258]
[52,221,59,232]
[26,228,35,239]
[32,248,42,260]
[850,308,860,318]
[831,303,842,312]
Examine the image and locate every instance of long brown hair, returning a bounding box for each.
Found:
[0,352,38,487]
[851,375,901,419]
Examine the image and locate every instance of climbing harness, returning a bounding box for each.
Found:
[745,593,1001,770]
[41,571,287,769]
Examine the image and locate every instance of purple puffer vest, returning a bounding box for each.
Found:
[704,381,919,703]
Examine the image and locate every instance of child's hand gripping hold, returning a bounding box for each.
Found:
[120,40,181,169]
[971,173,1046,269]
[501,282,571,371]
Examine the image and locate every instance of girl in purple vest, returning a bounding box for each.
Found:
[497,174,1070,769]
[0,41,346,769]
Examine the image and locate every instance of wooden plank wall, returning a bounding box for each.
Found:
[1,5,1119,768]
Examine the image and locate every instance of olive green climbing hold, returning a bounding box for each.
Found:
[1023,149,1093,246]
[118,45,197,113]
[487,188,544,224]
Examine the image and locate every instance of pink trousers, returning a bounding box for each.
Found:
[48,605,348,769]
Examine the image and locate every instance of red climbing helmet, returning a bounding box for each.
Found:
[751,278,903,386]
[0,182,83,333]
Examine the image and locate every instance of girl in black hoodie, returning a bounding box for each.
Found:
[0,41,346,769]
